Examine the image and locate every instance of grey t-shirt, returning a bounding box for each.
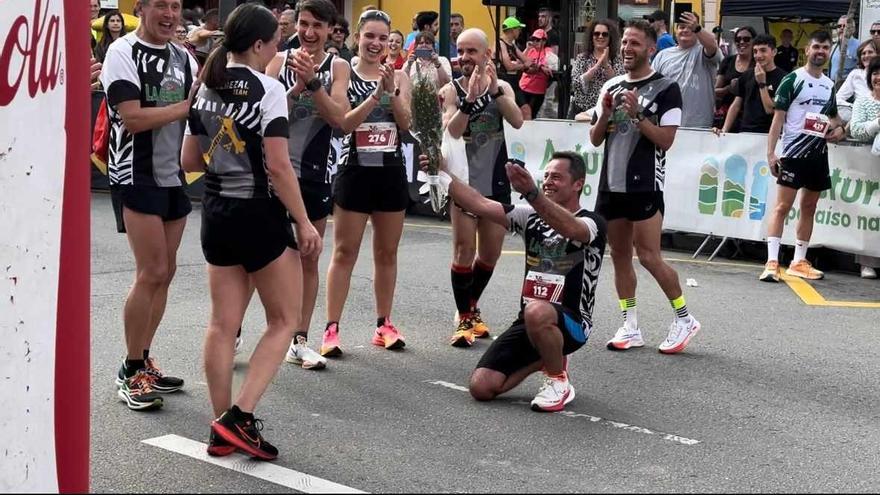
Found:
[651,42,722,128]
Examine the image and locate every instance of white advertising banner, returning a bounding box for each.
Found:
[0,0,67,492]
[504,121,880,257]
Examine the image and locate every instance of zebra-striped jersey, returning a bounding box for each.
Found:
[594,72,681,193]
[101,32,197,187]
[774,68,838,159]
[338,68,405,169]
[452,78,510,198]
[278,51,335,184]
[506,205,607,329]
[186,64,289,199]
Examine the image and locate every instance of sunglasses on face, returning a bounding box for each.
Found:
[871,29,880,34]
[735,36,752,43]
[593,31,610,38]
[530,37,544,42]
[333,28,347,34]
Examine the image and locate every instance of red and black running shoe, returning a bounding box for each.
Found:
[211,407,278,461]
[206,429,237,457]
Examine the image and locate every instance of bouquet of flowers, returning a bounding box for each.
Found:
[410,66,445,213]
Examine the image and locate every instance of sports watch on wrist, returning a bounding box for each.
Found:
[693,24,702,33]
[523,188,539,202]
[305,77,321,92]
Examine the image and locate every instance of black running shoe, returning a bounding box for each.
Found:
[211,409,278,460]
[207,429,237,457]
[117,370,163,411]
[144,357,184,393]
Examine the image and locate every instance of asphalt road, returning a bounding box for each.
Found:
[89,193,880,493]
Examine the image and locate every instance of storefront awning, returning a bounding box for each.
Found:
[720,0,849,19]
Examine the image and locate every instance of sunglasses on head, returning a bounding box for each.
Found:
[593,31,610,38]
[735,36,752,43]
[359,9,390,23]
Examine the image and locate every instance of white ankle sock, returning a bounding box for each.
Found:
[793,239,808,263]
[767,237,781,263]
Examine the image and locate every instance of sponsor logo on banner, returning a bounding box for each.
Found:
[697,155,771,220]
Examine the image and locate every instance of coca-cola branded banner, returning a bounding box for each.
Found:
[1,0,89,492]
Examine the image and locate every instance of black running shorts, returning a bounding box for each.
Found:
[475,304,589,377]
[110,185,192,233]
[333,165,409,214]
[595,190,665,222]
[201,195,297,273]
[299,179,333,221]
[777,156,831,192]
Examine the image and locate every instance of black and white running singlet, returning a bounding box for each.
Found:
[186,64,289,199]
[338,68,405,169]
[453,78,510,198]
[278,51,336,184]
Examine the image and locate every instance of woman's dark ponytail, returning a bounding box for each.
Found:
[201,3,278,89]
[202,44,229,89]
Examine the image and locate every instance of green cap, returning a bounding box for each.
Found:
[502,17,526,31]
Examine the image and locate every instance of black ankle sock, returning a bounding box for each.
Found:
[124,359,146,377]
[293,331,308,342]
[377,317,386,328]
[230,405,254,422]
[142,349,150,361]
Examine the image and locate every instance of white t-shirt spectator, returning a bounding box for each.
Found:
[652,42,722,128]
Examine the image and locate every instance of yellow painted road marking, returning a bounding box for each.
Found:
[781,274,880,308]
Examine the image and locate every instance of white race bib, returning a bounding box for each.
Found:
[802,112,830,138]
[354,122,398,153]
[522,271,565,304]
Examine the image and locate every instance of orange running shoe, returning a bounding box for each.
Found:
[759,260,780,283]
[786,259,824,280]
[450,316,476,347]
[372,319,406,350]
[470,309,491,339]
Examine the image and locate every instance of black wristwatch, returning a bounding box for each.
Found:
[757,82,768,89]
[305,77,322,92]
[693,24,702,33]
[491,87,504,100]
[523,188,539,202]
[635,111,646,123]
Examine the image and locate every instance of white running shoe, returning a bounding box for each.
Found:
[658,317,701,354]
[530,372,575,412]
[606,326,644,351]
[285,336,327,370]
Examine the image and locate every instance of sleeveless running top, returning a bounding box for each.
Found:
[338,68,405,169]
[279,51,335,184]
[453,77,510,198]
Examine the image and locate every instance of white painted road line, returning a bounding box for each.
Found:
[425,380,701,446]
[142,434,368,494]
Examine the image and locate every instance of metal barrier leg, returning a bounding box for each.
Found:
[693,234,713,259]
[708,236,728,262]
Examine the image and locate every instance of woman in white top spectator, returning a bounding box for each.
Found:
[837,40,879,122]
[568,19,623,120]
[403,31,451,88]
[847,57,880,279]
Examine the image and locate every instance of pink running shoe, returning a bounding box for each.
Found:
[371,319,406,350]
[320,322,343,357]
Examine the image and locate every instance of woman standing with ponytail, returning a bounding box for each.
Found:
[181,3,320,461]
[319,9,412,357]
